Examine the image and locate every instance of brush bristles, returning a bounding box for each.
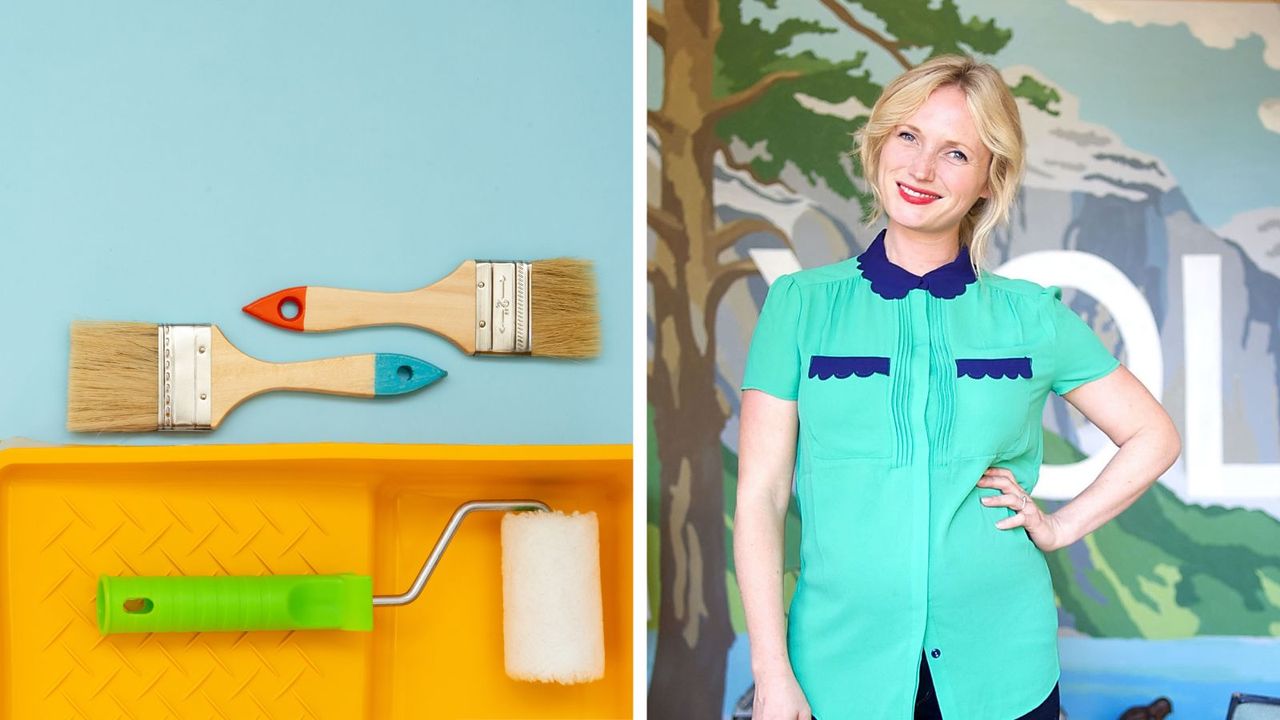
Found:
[67,322,159,432]
[530,259,600,359]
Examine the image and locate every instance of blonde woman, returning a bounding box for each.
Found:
[735,55,1180,719]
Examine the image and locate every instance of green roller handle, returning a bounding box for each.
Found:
[97,573,373,635]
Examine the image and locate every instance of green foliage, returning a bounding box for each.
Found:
[1113,480,1280,633]
[1010,75,1062,116]
[1042,424,1087,464]
[1041,428,1280,637]
[715,0,878,202]
[853,0,1010,57]
[710,0,1014,205]
[648,523,662,630]
[715,61,878,202]
[1044,527,1144,637]
[713,10,841,98]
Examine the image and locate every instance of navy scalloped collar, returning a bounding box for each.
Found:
[856,229,977,300]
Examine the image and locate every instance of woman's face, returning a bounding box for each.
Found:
[877,84,992,241]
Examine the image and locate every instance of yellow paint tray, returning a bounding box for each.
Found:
[0,443,632,719]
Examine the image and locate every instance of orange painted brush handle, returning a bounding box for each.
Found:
[245,286,425,332]
[243,286,308,331]
[243,262,477,353]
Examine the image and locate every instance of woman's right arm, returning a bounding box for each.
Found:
[735,389,812,720]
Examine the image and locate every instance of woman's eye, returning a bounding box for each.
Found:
[948,150,969,162]
[897,131,916,142]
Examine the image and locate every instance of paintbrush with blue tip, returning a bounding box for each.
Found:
[67,321,445,432]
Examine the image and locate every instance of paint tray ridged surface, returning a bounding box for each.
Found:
[0,443,632,719]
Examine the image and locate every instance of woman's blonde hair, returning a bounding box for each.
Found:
[856,55,1025,273]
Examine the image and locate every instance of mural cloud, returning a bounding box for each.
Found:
[1066,0,1280,69]
[1261,97,1280,134]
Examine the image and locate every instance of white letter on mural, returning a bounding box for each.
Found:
[997,251,1163,501]
[1182,254,1278,499]
[748,249,802,286]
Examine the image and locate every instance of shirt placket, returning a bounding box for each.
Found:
[898,289,937,710]
[921,291,960,712]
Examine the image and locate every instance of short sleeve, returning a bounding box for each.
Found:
[741,274,802,400]
[1044,285,1120,396]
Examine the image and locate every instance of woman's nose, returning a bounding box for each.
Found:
[910,152,935,181]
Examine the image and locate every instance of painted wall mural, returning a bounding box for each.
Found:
[646,1,1280,718]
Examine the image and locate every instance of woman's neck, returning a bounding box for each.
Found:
[883,226,962,276]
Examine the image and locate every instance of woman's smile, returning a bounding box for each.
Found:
[896,181,943,204]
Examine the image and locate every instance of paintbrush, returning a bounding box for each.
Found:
[241,258,599,358]
[67,322,446,432]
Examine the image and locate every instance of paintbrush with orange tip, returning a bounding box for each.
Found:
[242,258,599,359]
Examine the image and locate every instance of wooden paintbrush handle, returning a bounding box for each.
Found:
[247,355,378,396]
[209,328,445,427]
[242,261,477,353]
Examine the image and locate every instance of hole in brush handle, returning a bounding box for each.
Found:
[243,286,308,331]
[278,297,302,320]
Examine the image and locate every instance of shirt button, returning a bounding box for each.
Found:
[930,648,941,659]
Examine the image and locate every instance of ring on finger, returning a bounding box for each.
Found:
[1017,494,1031,512]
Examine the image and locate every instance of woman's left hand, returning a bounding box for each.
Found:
[977,468,1073,552]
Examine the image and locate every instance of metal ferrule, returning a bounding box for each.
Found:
[475,261,531,354]
[157,324,213,431]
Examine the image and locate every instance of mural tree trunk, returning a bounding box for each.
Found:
[647,0,792,716]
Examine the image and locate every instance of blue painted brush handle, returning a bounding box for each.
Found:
[250,353,446,399]
[374,354,447,395]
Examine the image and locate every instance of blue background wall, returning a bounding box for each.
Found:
[0,1,632,445]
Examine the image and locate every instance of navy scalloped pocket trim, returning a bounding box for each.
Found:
[808,355,890,380]
[956,357,1032,379]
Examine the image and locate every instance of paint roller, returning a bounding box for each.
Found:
[97,500,605,685]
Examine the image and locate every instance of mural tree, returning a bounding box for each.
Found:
[647,0,1015,715]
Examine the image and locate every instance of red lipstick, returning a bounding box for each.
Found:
[897,182,941,205]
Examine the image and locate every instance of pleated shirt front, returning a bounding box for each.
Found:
[741,230,1119,718]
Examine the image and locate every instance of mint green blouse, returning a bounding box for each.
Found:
[741,231,1119,718]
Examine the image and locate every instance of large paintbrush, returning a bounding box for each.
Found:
[67,322,445,432]
[242,258,599,358]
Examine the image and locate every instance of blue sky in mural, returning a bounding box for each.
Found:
[960,0,1279,229]
[650,0,1280,229]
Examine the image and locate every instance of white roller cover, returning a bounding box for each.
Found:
[501,510,605,684]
